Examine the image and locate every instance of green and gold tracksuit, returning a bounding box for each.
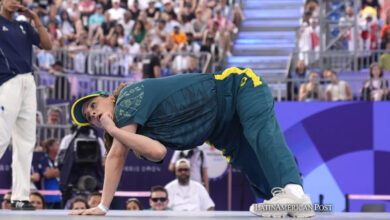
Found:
[114,67,301,199]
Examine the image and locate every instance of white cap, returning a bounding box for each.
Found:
[175,158,190,169]
[112,0,120,3]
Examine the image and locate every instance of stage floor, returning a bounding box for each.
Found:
[0,210,389,220]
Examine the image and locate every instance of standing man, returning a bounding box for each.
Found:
[0,0,52,210]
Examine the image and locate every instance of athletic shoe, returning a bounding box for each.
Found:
[11,200,36,210]
[249,187,315,218]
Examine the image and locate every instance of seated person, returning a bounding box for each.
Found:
[30,191,46,210]
[87,192,102,208]
[70,196,89,210]
[126,198,143,210]
[165,159,214,211]
[146,185,171,211]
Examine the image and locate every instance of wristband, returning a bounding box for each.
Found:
[98,203,109,213]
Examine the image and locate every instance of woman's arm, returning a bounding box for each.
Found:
[100,139,129,208]
[69,138,128,215]
[110,124,167,162]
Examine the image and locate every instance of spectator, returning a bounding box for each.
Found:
[359,12,379,51]
[147,185,171,211]
[150,19,168,45]
[180,0,197,15]
[163,0,177,20]
[126,198,143,210]
[30,191,46,210]
[128,0,140,20]
[70,196,89,210]
[119,11,135,37]
[202,21,221,51]
[171,25,187,45]
[130,20,147,44]
[179,13,194,34]
[60,10,76,42]
[362,63,388,101]
[79,0,96,29]
[201,34,219,61]
[172,44,190,74]
[325,71,353,101]
[47,107,62,125]
[87,192,102,208]
[169,146,209,192]
[339,5,357,51]
[1,192,12,210]
[232,2,245,27]
[107,23,127,47]
[165,159,215,211]
[191,9,207,41]
[362,0,381,19]
[380,42,390,71]
[299,72,323,101]
[299,17,319,65]
[142,44,161,78]
[380,29,390,50]
[185,32,200,54]
[44,107,64,139]
[36,49,55,70]
[108,0,126,22]
[98,12,117,42]
[145,0,160,21]
[88,3,105,42]
[305,0,319,17]
[38,138,61,209]
[50,61,71,100]
[290,60,307,100]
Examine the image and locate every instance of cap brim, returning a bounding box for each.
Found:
[71,94,100,126]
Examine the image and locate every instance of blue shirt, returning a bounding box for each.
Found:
[38,154,61,203]
[0,15,40,86]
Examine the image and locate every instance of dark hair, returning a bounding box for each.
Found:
[30,191,47,209]
[126,198,143,210]
[44,138,57,154]
[70,196,89,209]
[369,62,383,78]
[87,192,102,202]
[103,83,128,155]
[150,185,168,197]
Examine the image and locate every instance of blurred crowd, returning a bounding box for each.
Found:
[20,0,245,76]
[289,0,390,101]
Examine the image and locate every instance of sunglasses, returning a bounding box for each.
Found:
[177,168,189,172]
[151,197,167,202]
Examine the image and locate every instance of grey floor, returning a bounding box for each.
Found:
[0,210,390,220]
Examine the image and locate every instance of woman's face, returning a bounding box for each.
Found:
[309,72,319,83]
[72,201,87,210]
[126,201,140,210]
[372,66,381,78]
[82,96,115,128]
[30,195,44,210]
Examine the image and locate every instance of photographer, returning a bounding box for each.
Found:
[57,125,105,208]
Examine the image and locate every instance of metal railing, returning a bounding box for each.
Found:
[265,77,389,101]
[34,50,213,76]
[290,50,390,73]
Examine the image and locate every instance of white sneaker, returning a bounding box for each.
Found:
[249,187,315,218]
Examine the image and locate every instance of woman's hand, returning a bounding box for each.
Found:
[68,207,107,216]
[100,112,117,134]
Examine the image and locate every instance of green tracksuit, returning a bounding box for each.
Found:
[114,67,301,199]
